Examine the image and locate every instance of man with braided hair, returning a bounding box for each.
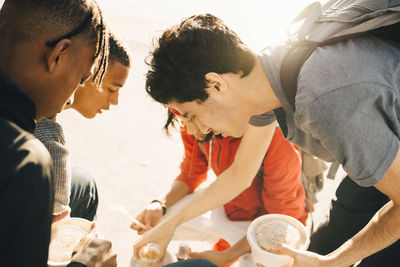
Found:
[0,1,116,266]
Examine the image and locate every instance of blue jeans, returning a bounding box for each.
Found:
[69,166,98,221]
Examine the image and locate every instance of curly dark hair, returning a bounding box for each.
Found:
[1,0,109,84]
[146,14,255,105]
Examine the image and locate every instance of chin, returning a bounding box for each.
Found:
[77,110,96,119]
[85,113,97,119]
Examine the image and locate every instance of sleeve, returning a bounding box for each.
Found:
[0,137,53,267]
[249,111,276,127]
[297,84,399,187]
[34,119,71,214]
[260,128,306,221]
[67,263,87,267]
[175,127,209,192]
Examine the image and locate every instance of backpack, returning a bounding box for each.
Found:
[280,0,400,112]
[277,0,400,204]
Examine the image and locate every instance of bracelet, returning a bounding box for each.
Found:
[151,200,167,216]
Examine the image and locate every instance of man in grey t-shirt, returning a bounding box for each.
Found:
[134,14,400,267]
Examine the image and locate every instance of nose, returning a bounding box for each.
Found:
[109,91,119,106]
[196,120,211,135]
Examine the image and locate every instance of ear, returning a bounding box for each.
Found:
[204,72,228,94]
[46,39,72,73]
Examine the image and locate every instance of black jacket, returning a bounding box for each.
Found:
[0,70,54,266]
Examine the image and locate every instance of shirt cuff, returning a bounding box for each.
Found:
[53,202,71,215]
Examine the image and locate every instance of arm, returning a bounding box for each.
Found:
[134,122,277,259]
[190,237,250,266]
[33,118,71,214]
[0,135,53,267]
[279,147,400,267]
[131,180,190,233]
[132,128,208,232]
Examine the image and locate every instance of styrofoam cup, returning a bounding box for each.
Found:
[247,214,309,267]
[48,217,91,267]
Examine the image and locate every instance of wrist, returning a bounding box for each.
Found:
[223,250,238,264]
[151,199,167,215]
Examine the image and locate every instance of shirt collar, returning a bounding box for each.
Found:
[0,70,37,133]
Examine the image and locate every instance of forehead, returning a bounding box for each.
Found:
[103,61,130,86]
[168,100,204,118]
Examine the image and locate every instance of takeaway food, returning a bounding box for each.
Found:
[255,219,301,253]
[48,219,90,264]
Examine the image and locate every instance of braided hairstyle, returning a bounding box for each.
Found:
[1,0,109,84]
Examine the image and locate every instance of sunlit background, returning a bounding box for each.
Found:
[97,0,315,52]
[1,1,341,266]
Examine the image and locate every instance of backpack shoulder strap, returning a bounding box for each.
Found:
[280,21,400,112]
[279,42,319,112]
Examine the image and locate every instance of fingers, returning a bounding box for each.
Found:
[133,220,175,260]
[131,208,162,234]
[90,221,97,230]
[130,218,147,232]
[134,236,165,260]
[133,241,143,259]
[276,243,299,257]
[52,209,70,223]
[87,222,101,238]
[102,254,118,267]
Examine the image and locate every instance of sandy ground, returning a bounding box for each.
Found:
[0,0,346,266]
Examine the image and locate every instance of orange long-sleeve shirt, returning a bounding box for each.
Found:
[176,127,308,224]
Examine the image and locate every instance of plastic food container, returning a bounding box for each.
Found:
[48,217,91,267]
[247,214,309,267]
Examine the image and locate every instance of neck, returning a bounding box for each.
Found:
[0,40,46,119]
[237,55,282,116]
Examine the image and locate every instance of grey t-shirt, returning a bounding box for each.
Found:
[252,35,400,187]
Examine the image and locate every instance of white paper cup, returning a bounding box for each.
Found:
[247,214,309,267]
[48,217,91,267]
